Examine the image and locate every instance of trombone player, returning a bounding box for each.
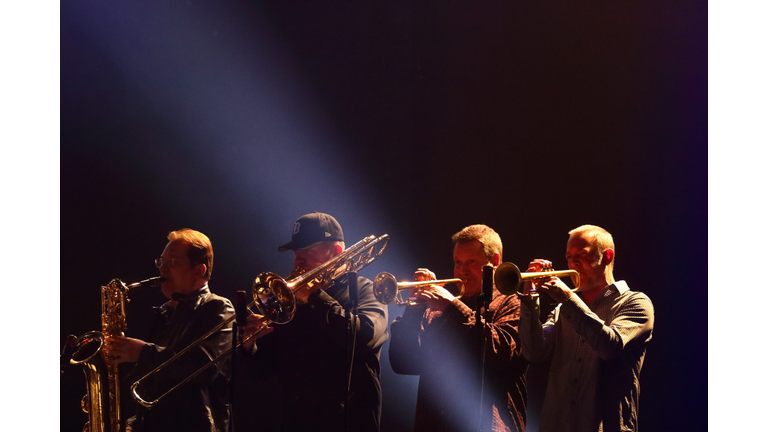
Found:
[388,224,528,432]
[103,228,234,432]
[240,212,389,432]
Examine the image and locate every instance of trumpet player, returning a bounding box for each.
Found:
[103,228,235,432]
[388,224,528,432]
[518,225,654,432]
[240,212,389,432]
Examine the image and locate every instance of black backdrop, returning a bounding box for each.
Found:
[60,2,707,431]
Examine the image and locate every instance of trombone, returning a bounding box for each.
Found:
[130,234,390,408]
[372,272,465,306]
[493,262,580,298]
[252,234,389,323]
[130,301,258,408]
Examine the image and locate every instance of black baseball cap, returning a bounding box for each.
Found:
[278,212,344,252]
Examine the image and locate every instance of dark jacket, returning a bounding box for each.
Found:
[126,285,234,432]
[389,290,528,432]
[242,274,389,432]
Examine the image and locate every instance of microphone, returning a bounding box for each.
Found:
[347,271,358,308]
[235,290,248,327]
[481,265,493,308]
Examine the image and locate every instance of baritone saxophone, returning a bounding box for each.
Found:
[69,277,163,432]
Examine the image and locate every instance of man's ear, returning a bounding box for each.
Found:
[603,249,615,266]
[332,243,344,257]
[491,253,501,267]
[196,263,208,279]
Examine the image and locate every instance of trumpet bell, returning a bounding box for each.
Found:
[372,272,399,305]
[252,272,297,324]
[494,263,524,296]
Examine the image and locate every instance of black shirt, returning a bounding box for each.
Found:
[126,285,235,432]
[242,274,389,432]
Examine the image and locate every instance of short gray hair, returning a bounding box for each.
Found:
[568,224,615,268]
[451,224,502,262]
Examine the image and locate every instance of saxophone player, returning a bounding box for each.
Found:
[104,228,234,432]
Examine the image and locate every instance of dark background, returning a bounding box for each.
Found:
[60,2,707,431]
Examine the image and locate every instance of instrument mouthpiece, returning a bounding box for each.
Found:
[127,276,166,289]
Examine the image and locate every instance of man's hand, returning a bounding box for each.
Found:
[103,336,146,365]
[413,268,436,286]
[525,259,573,303]
[241,314,274,352]
[536,277,573,304]
[412,268,455,312]
[523,259,550,296]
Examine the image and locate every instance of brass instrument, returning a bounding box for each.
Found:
[372,272,465,305]
[70,277,163,432]
[494,262,580,298]
[252,234,390,323]
[130,302,247,408]
[130,234,390,408]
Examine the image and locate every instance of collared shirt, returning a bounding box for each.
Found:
[519,281,654,432]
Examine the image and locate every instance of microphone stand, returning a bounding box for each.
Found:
[475,265,494,432]
[229,290,248,432]
[344,271,358,432]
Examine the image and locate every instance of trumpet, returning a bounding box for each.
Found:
[494,262,580,298]
[372,272,465,305]
[131,234,390,408]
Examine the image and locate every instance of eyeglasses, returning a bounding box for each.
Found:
[155,258,185,268]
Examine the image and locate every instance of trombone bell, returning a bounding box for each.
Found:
[494,262,580,298]
[252,272,298,324]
